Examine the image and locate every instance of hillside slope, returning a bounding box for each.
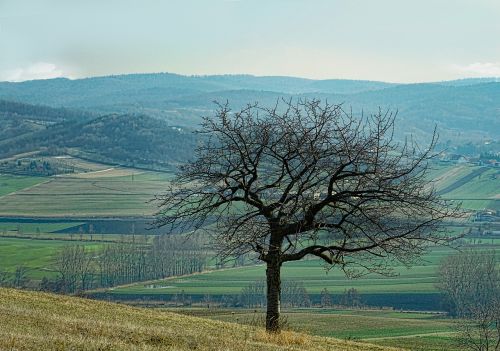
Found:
[0,288,403,351]
[0,100,197,168]
[1,74,499,142]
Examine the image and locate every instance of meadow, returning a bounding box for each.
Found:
[0,237,102,279]
[0,159,498,351]
[429,163,499,210]
[0,174,46,197]
[1,159,497,289]
[104,239,499,314]
[0,169,172,217]
[0,160,497,219]
[0,288,402,351]
[180,308,460,351]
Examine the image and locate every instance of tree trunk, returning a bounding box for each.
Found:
[266,259,282,332]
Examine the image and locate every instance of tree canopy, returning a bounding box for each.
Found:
[155,99,460,331]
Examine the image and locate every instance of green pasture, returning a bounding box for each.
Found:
[0,231,153,244]
[441,167,499,210]
[0,172,172,217]
[112,241,499,297]
[0,174,45,197]
[454,199,499,211]
[0,237,102,279]
[175,308,460,351]
[423,163,499,210]
[429,164,474,191]
[0,163,497,216]
[443,168,499,198]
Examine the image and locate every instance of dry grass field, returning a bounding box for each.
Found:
[0,288,404,351]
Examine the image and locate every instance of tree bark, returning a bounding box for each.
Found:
[266,258,282,332]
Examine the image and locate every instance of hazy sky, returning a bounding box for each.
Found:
[1,0,499,82]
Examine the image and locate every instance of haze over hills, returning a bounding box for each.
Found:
[0,73,499,168]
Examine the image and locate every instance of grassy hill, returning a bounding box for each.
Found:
[0,288,403,351]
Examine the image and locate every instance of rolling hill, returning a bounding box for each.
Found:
[0,288,403,351]
[0,101,197,169]
[0,73,499,144]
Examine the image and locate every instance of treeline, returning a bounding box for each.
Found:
[238,280,310,308]
[0,158,75,176]
[0,100,94,122]
[230,281,363,309]
[38,235,208,293]
[0,99,95,143]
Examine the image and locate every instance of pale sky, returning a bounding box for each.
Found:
[1,0,499,82]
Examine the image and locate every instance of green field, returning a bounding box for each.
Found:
[109,241,499,298]
[180,308,460,351]
[0,171,172,217]
[0,174,46,197]
[430,164,499,210]
[1,162,497,292]
[0,237,102,279]
[0,162,497,351]
[0,163,497,217]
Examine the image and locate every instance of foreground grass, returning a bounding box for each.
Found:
[183,309,460,351]
[0,288,404,351]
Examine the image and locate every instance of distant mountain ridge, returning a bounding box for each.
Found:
[0,73,499,167]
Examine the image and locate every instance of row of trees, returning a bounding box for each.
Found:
[239,280,310,308]
[238,280,363,309]
[43,235,208,293]
[0,266,30,289]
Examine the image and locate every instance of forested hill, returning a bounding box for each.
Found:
[0,100,197,169]
[0,99,96,140]
[0,74,499,145]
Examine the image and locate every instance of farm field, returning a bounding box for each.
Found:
[179,308,460,351]
[1,161,497,293]
[0,162,497,218]
[0,174,46,197]
[0,237,102,279]
[107,241,500,304]
[0,170,173,217]
[430,164,499,210]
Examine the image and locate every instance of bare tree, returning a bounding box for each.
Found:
[0,271,10,287]
[438,250,500,351]
[13,265,29,288]
[155,99,459,332]
[55,245,93,293]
